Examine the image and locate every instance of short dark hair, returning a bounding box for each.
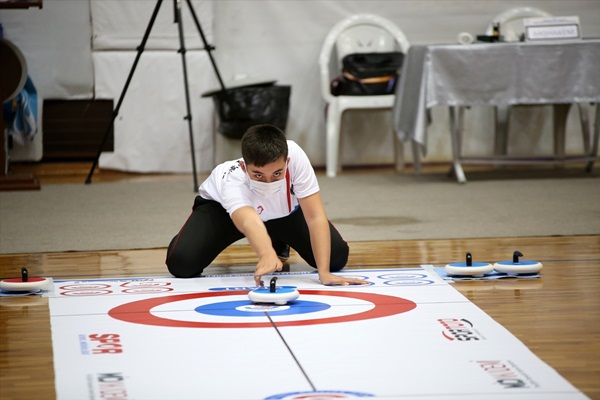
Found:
[241,124,288,166]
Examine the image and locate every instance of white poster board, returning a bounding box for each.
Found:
[524,16,581,41]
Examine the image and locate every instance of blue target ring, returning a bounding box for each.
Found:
[447,262,490,267]
[496,260,540,266]
[195,300,330,317]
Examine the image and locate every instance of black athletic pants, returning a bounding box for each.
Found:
[166,196,349,278]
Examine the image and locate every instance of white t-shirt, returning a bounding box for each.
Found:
[198,140,319,222]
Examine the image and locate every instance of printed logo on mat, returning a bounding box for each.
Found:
[438,318,485,341]
[475,360,539,389]
[79,334,123,355]
[88,372,129,399]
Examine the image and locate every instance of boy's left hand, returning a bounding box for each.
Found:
[319,272,370,286]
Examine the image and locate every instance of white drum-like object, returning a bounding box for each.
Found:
[494,251,543,275]
[445,252,493,276]
[0,268,49,293]
[248,286,299,305]
[445,261,494,276]
[0,277,49,292]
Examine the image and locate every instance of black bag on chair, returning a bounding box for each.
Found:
[211,84,291,139]
[331,51,404,96]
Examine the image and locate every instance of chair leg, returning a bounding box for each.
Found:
[326,102,342,177]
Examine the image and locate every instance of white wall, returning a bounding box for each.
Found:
[2,0,599,170]
[210,0,600,166]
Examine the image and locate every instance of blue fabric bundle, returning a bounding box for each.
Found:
[3,76,38,144]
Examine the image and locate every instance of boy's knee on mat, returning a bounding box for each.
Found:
[166,251,203,278]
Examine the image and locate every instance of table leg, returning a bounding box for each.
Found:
[394,133,405,173]
[411,141,422,174]
[494,105,510,156]
[449,106,467,183]
[553,104,571,165]
[577,104,591,154]
[586,103,599,172]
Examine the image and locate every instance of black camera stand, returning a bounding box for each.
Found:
[85,0,227,191]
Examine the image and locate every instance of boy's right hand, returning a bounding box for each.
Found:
[254,253,283,286]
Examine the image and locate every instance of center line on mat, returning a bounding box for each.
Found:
[265,311,317,391]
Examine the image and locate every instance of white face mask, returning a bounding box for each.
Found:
[248,178,285,196]
[245,164,287,197]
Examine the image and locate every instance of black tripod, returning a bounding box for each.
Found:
[85,0,227,190]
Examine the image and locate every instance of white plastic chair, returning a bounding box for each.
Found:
[486,7,591,158]
[319,14,410,177]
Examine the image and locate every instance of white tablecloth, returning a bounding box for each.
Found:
[394,40,600,155]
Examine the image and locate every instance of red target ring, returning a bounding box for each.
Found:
[2,277,47,283]
[108,290,416,328]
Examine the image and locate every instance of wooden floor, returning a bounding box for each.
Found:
[1,162,599,400]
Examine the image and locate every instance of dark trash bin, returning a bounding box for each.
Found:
[204,83,291,139]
